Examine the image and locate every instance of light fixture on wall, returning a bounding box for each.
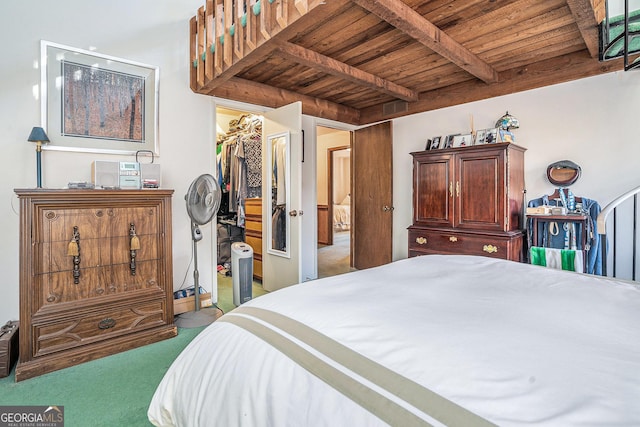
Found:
[27,127,50,188]
[495,111,520,130]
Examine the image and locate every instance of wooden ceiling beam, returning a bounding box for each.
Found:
[201,0,350,92]
[208,77,361,124]
[350,0,499,84]
[566,0,603,58]
[357,51,623,124]
[276,42,419,102]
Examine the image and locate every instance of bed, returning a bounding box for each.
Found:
[333,195,351,231]
[148,255,640,426]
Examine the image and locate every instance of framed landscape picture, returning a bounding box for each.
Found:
[41,41,159,155]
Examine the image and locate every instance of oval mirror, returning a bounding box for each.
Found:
[546,160,581,186]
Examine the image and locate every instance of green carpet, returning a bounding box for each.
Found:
[0,326,204,426]
[215,274,267,314]
[0,276,266,426]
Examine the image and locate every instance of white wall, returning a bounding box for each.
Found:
[316,129,351,205]
[0,0,216,320]
[392,71,640,260]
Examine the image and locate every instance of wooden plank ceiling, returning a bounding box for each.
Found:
[190,0,627,125]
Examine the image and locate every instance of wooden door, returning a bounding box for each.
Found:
[455,147,505,231]
[412,152,454,228]
[261,102,303,292]
[352,121,393,270]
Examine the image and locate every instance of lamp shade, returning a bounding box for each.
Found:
[495,111,520,130]
[28,127,50,143]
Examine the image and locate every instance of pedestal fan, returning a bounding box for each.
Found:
[175,173,222,328]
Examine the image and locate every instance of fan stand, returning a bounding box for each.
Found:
[175,222,221,328]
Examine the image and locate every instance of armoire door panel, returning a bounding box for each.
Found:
[456,151,504,231]
[413,154,453,226]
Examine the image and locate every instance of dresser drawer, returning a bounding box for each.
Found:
[245,198,262,216]
[245,219,262,233]
[32,299,166,358]
[245,235,262,256]
[253,258,262,280]
[409,229,517,260]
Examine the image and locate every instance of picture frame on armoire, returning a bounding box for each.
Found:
[442,134,460,149]
[484,128,498,144]
[474,129,487,145]
[452,134,472,148]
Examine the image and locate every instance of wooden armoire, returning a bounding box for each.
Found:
[408,143,526,261]
[14,189,177,381]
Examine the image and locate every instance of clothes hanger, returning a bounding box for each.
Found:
[548,188,583,204]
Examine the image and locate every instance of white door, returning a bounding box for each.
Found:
[262,102,303,292]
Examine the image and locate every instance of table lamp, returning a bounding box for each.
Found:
[28,127,50,188]
[495,111,520,130]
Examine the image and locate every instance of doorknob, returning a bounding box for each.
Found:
[383,205,394,212]
[289,210,303,216]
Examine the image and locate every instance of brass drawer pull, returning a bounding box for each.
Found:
[483,244,498,254]
[415,236,427,245]
[67,226,81,284]
[98,318,116,330]
[129,223,140,276]
[449,236,458,242]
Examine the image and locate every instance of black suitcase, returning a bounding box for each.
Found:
[0,320,19,378]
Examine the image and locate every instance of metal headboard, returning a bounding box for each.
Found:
[597,185,640,279]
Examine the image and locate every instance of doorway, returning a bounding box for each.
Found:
[214,105,266,310]
[316,126,352,278]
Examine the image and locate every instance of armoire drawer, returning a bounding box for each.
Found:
[409,229,511,259]
[32,299,166,358]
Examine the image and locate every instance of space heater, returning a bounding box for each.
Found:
[231,242,253,306]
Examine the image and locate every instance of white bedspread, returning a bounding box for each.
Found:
[149,255,640,426]
[333,203,350,230]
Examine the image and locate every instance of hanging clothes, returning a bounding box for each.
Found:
[271,204,287,251]
[217,114,263,226]
[527,190,602,275]
[272,136,287,206]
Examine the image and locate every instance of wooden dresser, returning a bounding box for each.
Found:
[408,143,526,261]
[244,198,263,280]
[14,189,177,381]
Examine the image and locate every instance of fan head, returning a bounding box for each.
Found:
[185,174,221,225]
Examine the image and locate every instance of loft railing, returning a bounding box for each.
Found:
[189,0,319,94]
[600,0,640,70]
[597,185,640,279]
